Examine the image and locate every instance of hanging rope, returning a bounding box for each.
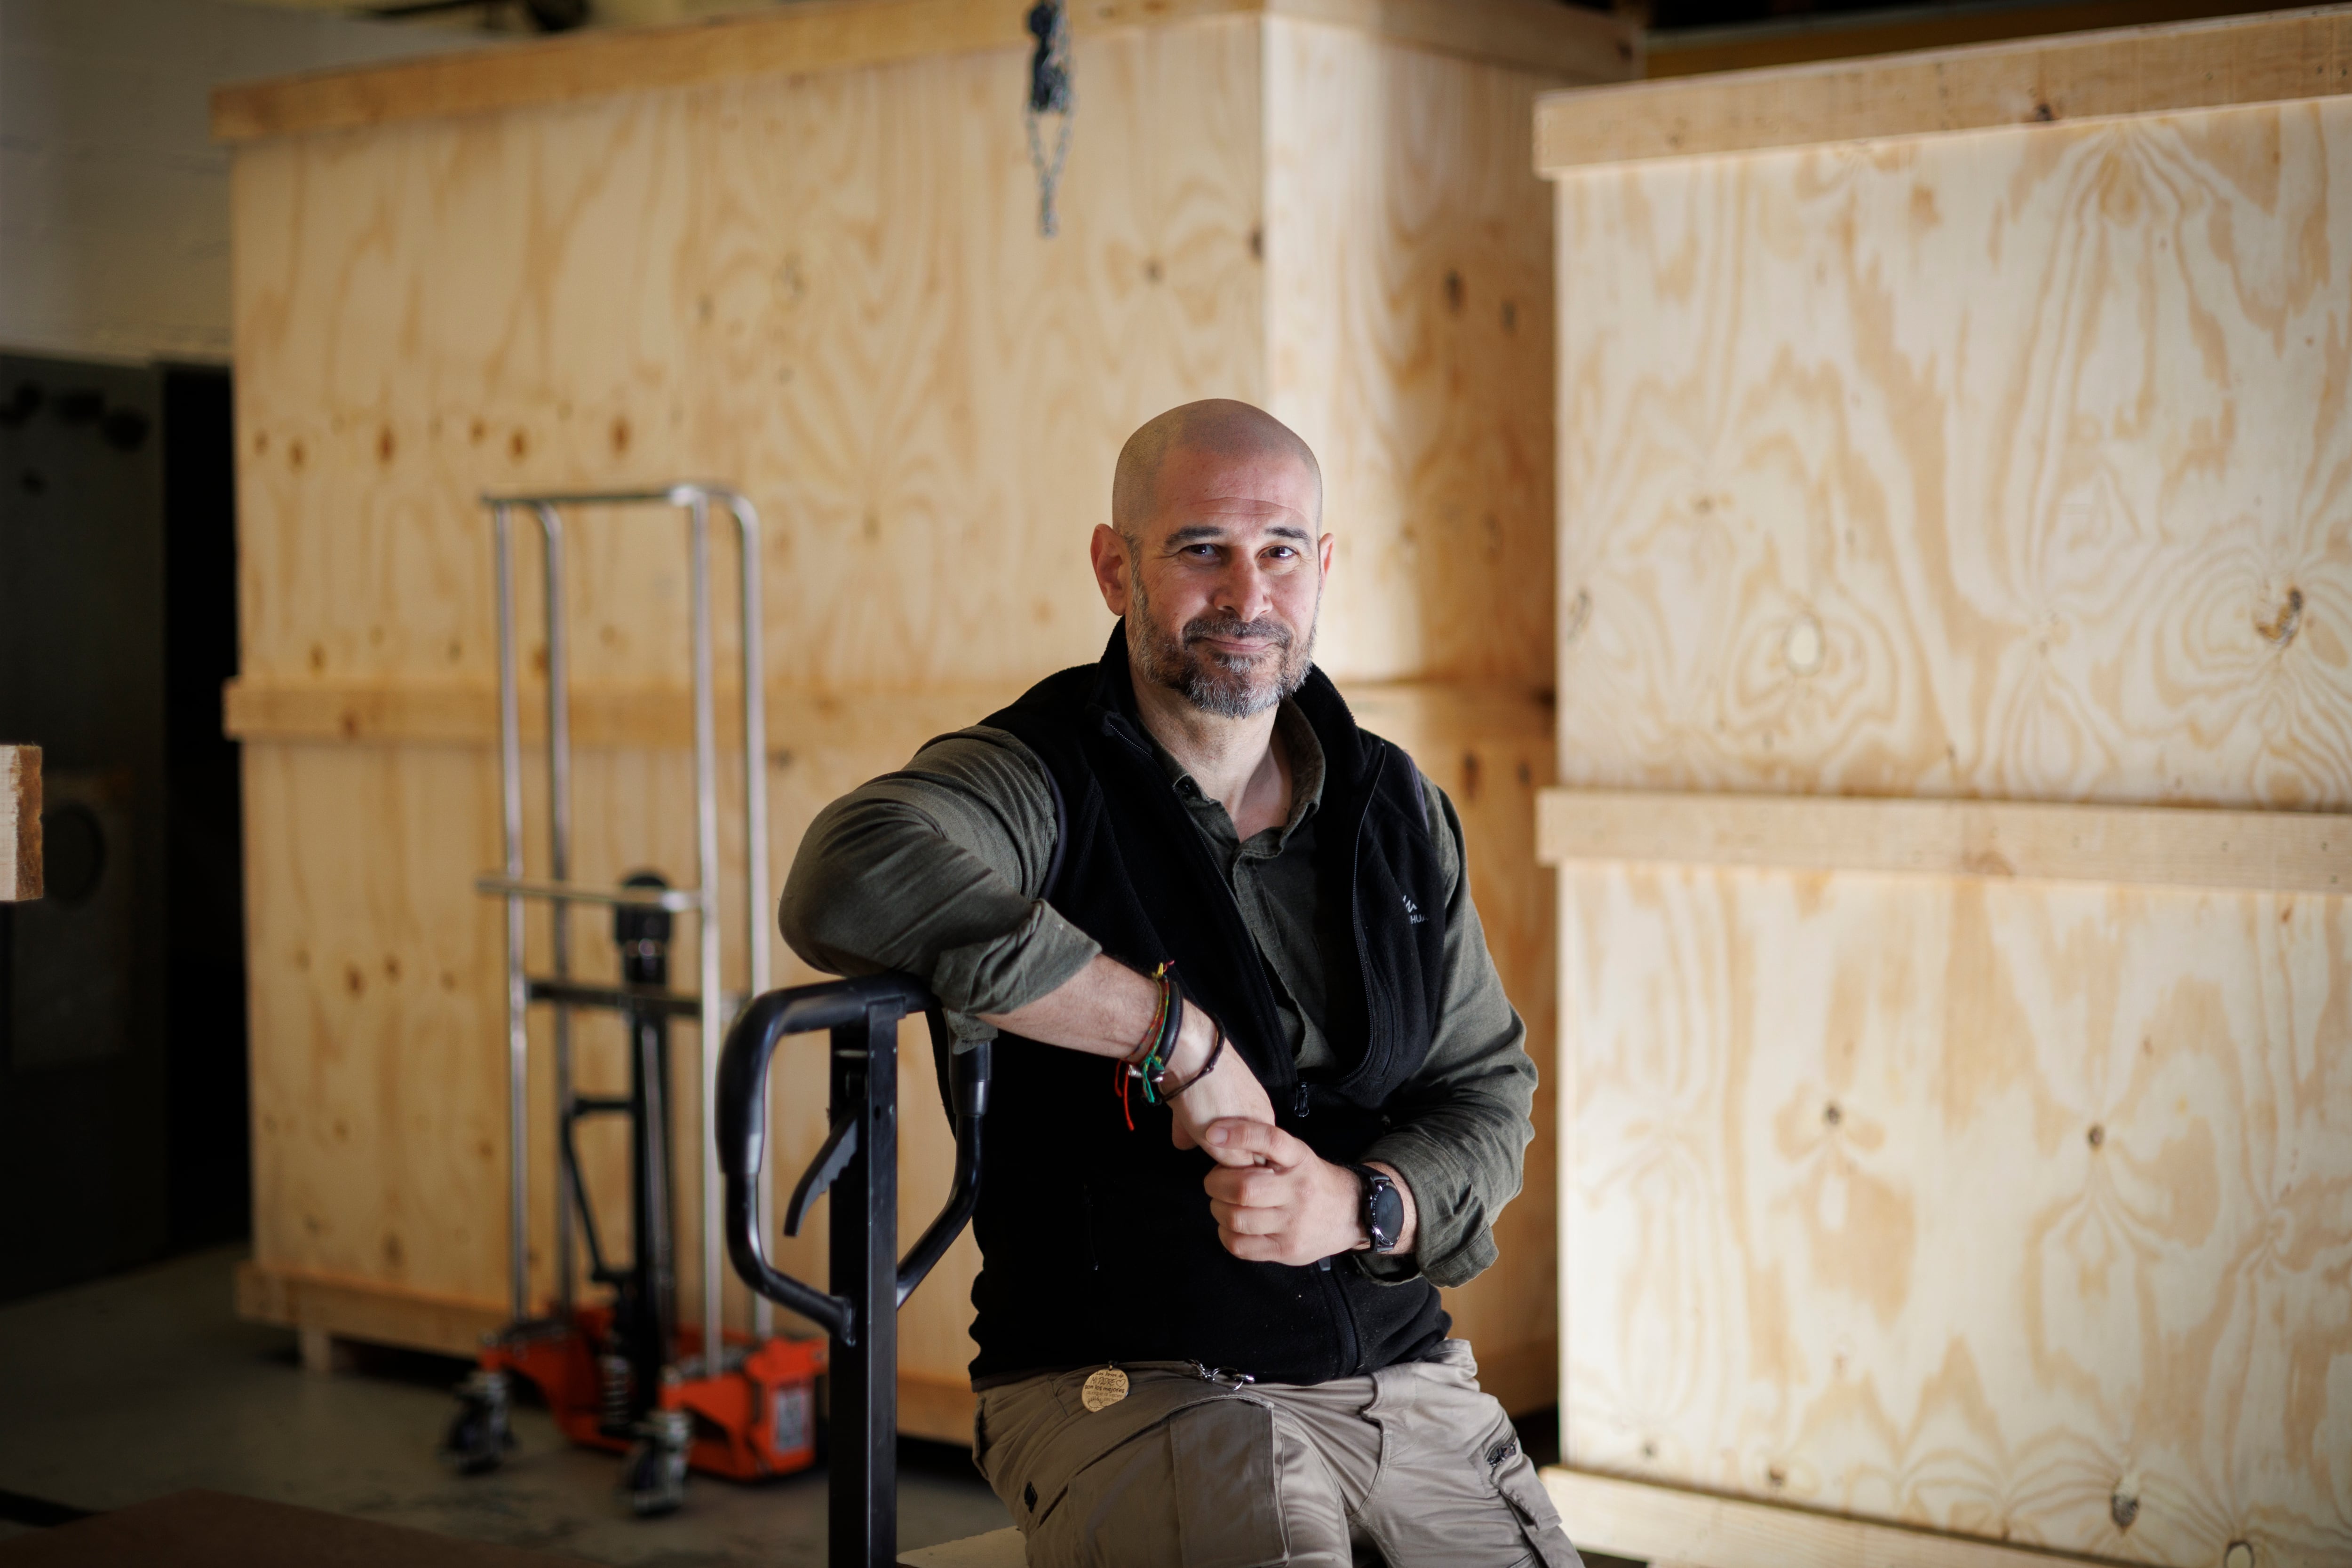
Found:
[1025,0,1074,238]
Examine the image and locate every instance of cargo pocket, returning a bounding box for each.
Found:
[1485,1434,1581,1568]
[1023,1387,1287,1568]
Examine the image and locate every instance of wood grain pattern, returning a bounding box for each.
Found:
[1267,18,1561,684]
[1352,683,1558,1410]
[1552,94,2352,811]
[1537,6,2352,172]
[1542,1465,2125,1568]
[213,0,1631,144]
[1537,788,2352,895]
[1557,862,2352,1566]
[238,715,1000,1435]
[1,744,37,902]
[231,20,1266,697]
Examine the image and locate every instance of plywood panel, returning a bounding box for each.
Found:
[237,721,998,1430]
[1353,684,1557,1411]
[1553,95,2352,811]
[1558,863,2352,1566]
[231,18,1266,696]
[1268,18,1560,685]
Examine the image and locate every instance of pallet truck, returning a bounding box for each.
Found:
[438,485,821,1515]
[716,971,1003,1568]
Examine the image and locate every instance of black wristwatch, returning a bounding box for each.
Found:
[1347,1164,1403,1254]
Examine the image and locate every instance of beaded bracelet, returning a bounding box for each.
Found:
[1114,963,1180,1131]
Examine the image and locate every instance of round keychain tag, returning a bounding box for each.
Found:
[1081,1366,1130,1412]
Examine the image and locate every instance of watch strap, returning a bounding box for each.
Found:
[1347,1163,1400,1254]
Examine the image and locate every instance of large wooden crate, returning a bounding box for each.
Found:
[1537,10,2352,1567]
[215,0,1632,1437]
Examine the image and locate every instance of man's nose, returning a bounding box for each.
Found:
[1209,557,1277,625]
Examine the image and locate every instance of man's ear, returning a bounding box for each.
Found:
[1090,523,1133,616]
[1318,532,1335,579]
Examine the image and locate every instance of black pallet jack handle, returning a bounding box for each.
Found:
[717,972,989,1568]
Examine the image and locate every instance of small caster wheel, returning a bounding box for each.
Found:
[621,1409,691,1517]
[438,1369,515,1476]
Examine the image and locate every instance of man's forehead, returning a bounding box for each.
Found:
[1148,452,1318,528]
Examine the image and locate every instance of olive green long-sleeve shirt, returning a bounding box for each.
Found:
[779,698,1536,1290]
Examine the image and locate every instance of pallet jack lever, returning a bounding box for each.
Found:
[896,1039,988,1310]
[717,973,937,1343]
[784,1114,859,1239]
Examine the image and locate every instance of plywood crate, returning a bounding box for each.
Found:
[1537,9,2352,1567]
[216,0,1633,1436]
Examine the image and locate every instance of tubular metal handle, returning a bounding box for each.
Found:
[716,973,987,1341]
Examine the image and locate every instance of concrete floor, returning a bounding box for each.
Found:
[0,1247,1011,1564]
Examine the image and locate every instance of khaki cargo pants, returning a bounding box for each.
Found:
[972,1340,1581,1568]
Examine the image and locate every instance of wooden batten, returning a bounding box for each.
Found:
[1537,788,2352,895]
[1,744,37,902]
[213,0,1634,144]
[1542,1469,2124,1568]
[1536,4,2352,170]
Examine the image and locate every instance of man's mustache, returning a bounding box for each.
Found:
[1181,615,1292,653]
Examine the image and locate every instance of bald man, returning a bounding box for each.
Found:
[781,400,1578,1567]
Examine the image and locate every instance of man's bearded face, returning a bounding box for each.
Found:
[1127,565,1318,720]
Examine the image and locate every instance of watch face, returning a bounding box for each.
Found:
[1366,1178,1404,1251]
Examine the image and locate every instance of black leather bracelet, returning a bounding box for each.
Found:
[1154,1016,1225,1102]
[1151,970,1184,1069]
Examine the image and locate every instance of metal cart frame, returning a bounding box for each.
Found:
[476,483,776,1362]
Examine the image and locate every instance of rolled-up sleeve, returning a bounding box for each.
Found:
[779,727,1098,1028]
[1357,777,1537,1290]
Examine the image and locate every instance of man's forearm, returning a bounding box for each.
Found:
[985,956,1277,1152]
[977,952,1168,1061]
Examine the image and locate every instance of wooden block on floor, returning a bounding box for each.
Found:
[1,744,38,902]
[0,1489,590,1566]
[295,1325,356,1377]
[899,1528,1026,1568]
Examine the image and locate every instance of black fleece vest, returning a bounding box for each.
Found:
[965,626,1451,1386]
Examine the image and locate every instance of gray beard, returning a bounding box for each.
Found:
[1128,583,1317,720]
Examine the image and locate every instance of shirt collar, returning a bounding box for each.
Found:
[1148,699,1327,844]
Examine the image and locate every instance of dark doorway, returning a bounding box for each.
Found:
[0,355,247,1303]
[160,364,250,1254]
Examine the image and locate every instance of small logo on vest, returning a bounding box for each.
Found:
[1402,894,1426,925]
